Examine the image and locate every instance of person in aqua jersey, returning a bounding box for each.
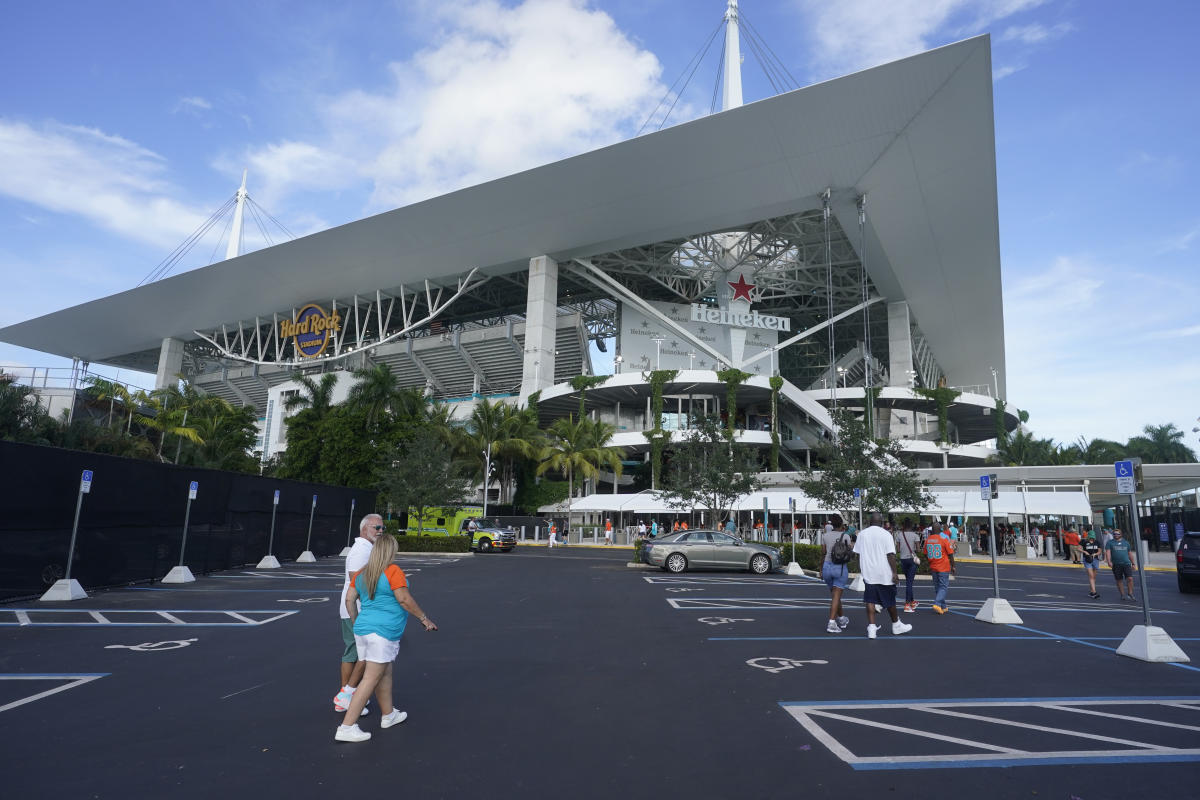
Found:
[725,517,736,536]
[336,534,437,743]
[1105,528,1138,601]
[650,520,658,538]
[1081,530,1102,598]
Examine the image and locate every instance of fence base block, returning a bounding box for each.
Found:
[1116,625,1191,663]
[256,555,281,569]
[785,561,805,576]
[161,566,196,584]
[975,596,1023,624]
[296,551,317,563]
[39,578,88,602]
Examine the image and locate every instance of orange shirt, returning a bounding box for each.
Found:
[605,520,612,532]
[1065,531,1080,546]
[925,532,955,572]
[681,522,688,530]
[349,564,408,595]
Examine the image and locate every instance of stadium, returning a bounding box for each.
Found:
[1,25,1037,512]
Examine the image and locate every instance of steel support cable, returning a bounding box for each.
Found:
[207,203,237,264]
[136,195,237,286]
[710,36,727,114]
[738,24,782,94]
[739,12,799,90]
[246,200,275,247]
[859,195,871,391]
[248,196,296,241]
[637,19,723,135]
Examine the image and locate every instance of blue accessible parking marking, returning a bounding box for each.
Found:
[1,609,299,627]
[780,697,1200,770]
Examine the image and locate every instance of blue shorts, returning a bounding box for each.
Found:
[822,562,849,590]
[863,583,897,609]
[1082,555,1100,570]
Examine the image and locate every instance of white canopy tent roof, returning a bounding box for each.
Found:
[565,489,1091,519]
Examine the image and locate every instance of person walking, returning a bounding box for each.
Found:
[1065,527,1081,563]
[896,519,922,612]
[1081,530,1102,598]
[334,514,383,716]
[820,521,851,633]
[1105,528,1138,601]
[336,534,437,743]
[925,524,957,614]
[650,519,659,538]
[854,512,912,639]
[638,520,647,539]
[604,518,613,545]
[548,521,558,548]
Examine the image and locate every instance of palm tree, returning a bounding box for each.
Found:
[82,376,132,429]
[497,403,543,505]
[1126,423,1197,464]
[347,363,405,430]
[1073,436,1127,465]
[133,390,203,460]
[537,416,626,500]
[284,372,339,420]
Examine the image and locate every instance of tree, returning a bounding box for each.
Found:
[660,415,762,525]
[346,363,409,430]
[378,426,472,534]
[1071,436,1127,465]
[0,373,52,442]
[1126,423,1197,464]
[284,372,339,419]
[133,385,203,460]
[177,399,259,472]
[797,408,933,520]
[537,416,625,500]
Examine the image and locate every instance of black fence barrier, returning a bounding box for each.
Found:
[0,440,374,602]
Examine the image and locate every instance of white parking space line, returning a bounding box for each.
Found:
[780,697,1200,770]
[668,597,1172,612]
[0,674,108,714]
[0,609,299,627]
[644,576,819,585]
[212,571,344,579]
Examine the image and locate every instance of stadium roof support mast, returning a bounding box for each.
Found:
[225,169,248,261]
[722,0,743,111]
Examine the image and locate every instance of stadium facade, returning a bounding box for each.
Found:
[0,29,1020,481]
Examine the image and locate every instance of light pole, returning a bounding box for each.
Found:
[482,441,492,518]
[687,351,696,370]
[837,366,848,389]
[651,337,665,370]
[990,365,999,399]
[614,355,623,374]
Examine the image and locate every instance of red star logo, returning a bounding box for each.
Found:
[728,273,754,303]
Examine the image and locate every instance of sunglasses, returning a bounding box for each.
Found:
[372,525,384,531]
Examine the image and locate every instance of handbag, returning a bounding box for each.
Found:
[903,533,920,565]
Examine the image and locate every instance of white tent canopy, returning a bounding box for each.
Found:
[565,489,1091,520]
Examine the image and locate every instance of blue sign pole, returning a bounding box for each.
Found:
[64,469,93,580]
[178,481,198,567]
[267,490,280,556]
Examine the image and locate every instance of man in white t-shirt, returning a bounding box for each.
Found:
[334,513,383,713]
[853,512,913,639]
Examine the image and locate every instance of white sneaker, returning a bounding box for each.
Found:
[826,620,842,633]
[335,724,371,743]
[892,620,913,635]
[836,616,849,629]
[867,624,880,639]
[874,604,883,613]
[380,709,408,729]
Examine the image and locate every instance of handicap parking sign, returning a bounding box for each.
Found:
[80,469,93,494]
[188,481,198,500]
[1114,460,1135,494]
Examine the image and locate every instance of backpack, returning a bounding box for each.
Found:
[830,534,853,565]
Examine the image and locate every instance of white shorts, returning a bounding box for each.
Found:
[353,632,399,663]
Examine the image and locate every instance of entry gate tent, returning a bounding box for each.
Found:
[564,489,1091,519]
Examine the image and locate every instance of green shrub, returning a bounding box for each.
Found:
[390,534,472,553]
[632,537,647,563]
[384,519,402,535]
[748,540,933,575]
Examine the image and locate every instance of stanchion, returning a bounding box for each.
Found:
[163,481,199,583]
[1113,460,1188,662]
[40,469,94,601]
[297,494,318,562]
[975,474,1022,624]
[339,498,357,557]
[257,488,281,569]
[785,497,803,575]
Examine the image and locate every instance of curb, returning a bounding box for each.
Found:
[394,551,473,557]
[626,562,655,569]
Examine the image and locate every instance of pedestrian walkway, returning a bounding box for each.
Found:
[957,547,1177,572]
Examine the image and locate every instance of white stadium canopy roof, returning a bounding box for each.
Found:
[0,35,1004,391]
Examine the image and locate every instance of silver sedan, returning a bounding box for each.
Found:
[644,530,781,574]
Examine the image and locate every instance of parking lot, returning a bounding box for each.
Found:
[3,547,1198,798]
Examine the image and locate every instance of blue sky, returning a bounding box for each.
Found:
[1,0,1197,450]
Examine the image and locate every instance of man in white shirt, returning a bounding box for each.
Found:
[853,512,913,639]
[334,513,384,713]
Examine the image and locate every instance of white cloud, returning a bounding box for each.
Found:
[1141,324,1200,341]
[0,119,208,250]
[992,64,1024,80]
[797,0,1048,76]
[1156,223,1200,253]
[236,0,666,211]
[174,96,213,113]
[1000,22,1073,44]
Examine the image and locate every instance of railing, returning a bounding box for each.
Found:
[0,364,150,394]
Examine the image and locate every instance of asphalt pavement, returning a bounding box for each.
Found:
[2,546,1198,799]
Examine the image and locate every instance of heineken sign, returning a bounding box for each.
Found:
[689,304,791,332]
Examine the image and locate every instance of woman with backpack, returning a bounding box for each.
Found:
[821,518,852,633]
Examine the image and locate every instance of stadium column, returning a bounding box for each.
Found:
[522,255,558,399]
[155,337,185,389]
[886,302,914,437]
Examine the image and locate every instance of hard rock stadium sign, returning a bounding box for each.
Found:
[280,304,342,358]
